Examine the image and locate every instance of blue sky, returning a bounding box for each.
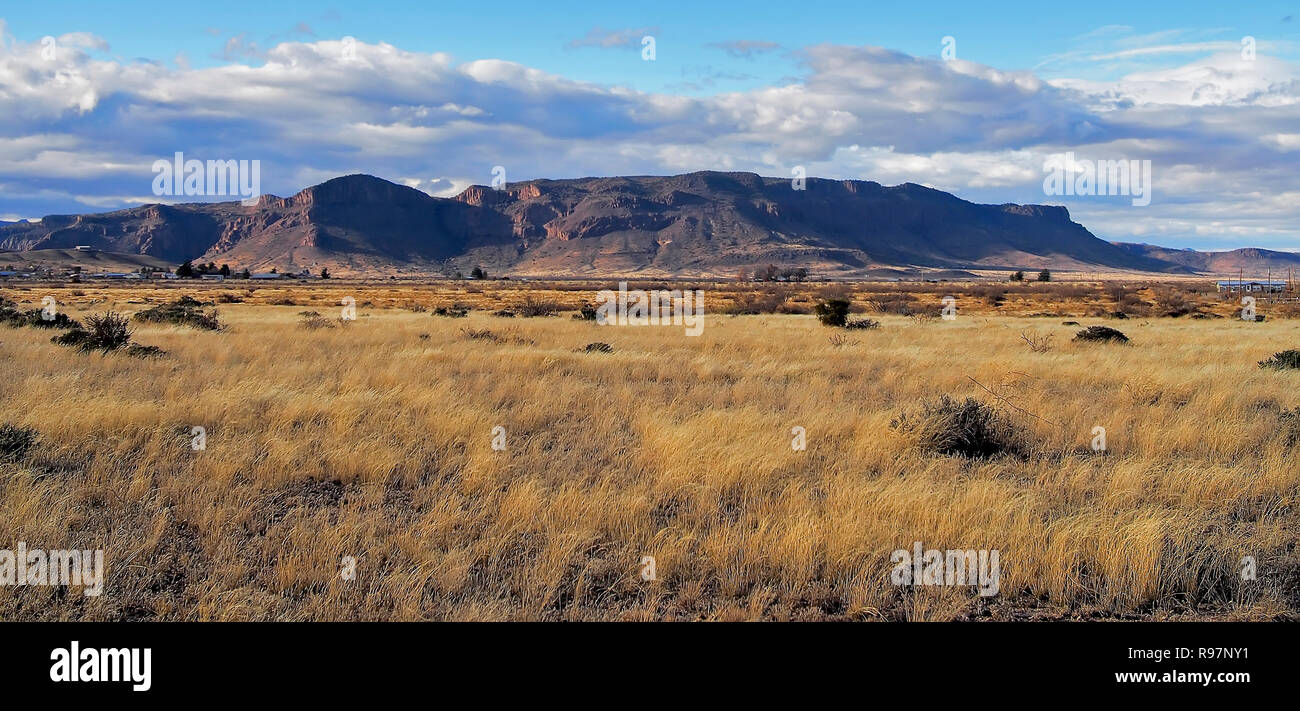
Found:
[6,1,1296,89]
[3,2,1300,250]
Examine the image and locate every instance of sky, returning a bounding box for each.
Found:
[2,1,1299,250]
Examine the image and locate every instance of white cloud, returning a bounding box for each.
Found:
[0,29,1298,249]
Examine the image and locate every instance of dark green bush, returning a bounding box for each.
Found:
[125,344,166,358]
[51,311,134,353]
[1,308,81,330]
[814,299,851,327]
[29,311,82,329]
[1073,325,1129,343]
[133,296,223,330]
[1259,350,1300,370]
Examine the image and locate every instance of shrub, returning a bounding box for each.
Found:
[133,296,222,330]
[516,298,560,318]
[583,342,613,353]
[844,317,880,330]
[0,424,38,462]
[434,306,469,318]
[1073,325,1129,343]
[891,396,1025,459]
[82,312,133,351]
[827,333,855,347]
[0,308,81,330]
[28,311,82,329]
[461,327,499,341]
[1259,350,1300,370]
[50,329,92,349]
[298,311,336,329]
[1108,286,1149,316]
[968,284,1006,307]
[776,302,812,315]
[574,305,597,320]
[814,299,851,327]
[867,293,916,315]
[727,290,788,315]
[1153,288,1197,317]
[50,311,144,354]
[125,344,166,358]
[1020,331,1055,353]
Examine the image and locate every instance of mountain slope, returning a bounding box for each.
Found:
[1113,243,1300,274]
[0,248,174,272]
[448,172,1183,276]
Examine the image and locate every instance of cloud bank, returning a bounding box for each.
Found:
[1,24,1298,250]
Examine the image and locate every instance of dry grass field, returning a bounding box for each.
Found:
[1,279,1297,621]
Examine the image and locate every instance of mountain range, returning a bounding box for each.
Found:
[3,172,1297,277]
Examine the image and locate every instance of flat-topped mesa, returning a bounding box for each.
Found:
[0,170,1217,276]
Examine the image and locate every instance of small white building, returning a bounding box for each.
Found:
[1216,280,1287,293]
[250,272,282,280]
[201,274,226,281]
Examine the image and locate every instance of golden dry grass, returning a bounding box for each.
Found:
[0,283,1297,620]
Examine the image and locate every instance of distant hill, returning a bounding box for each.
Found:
[1113,243,1300,275]
[0,171,1272,278]
[0,248,174,272]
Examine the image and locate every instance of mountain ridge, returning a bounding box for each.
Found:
[0,171,1279,277]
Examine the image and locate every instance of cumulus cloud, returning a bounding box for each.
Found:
[0,27,1298,249]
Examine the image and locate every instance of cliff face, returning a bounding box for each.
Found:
[443,172,1182,276]
[0,171,1191,276]
[0,204,227,263]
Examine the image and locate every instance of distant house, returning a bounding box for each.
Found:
[0,271,18,278]
[250,272,282,280]
[201,274,226,281]
[74,245,94,252]
[1217,280,1287,293]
